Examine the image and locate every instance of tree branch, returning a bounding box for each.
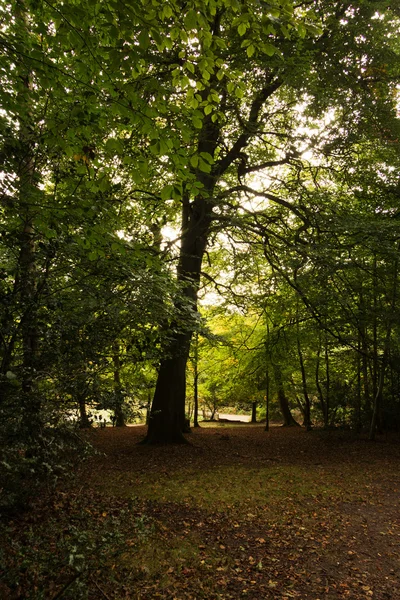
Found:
[214,76,282,177]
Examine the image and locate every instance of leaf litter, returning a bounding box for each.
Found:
[1,425,400,599]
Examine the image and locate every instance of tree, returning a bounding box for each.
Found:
[143,0,400,442]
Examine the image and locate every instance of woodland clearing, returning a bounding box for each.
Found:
[1,425,400,599]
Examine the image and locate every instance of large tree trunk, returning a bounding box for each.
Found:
[144,331,193,443]
[143,188,213,443]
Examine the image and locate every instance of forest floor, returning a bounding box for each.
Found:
[1,425,400,599]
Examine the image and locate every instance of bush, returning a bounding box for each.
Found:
[0,401,93,515]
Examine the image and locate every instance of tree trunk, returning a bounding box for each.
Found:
[369,244,399,440]
[251,401,257,423]
[143,154,216,443]
[78,396,91,428]
[16,2,40,431]
[324,335,330,427]
[356,335,362,431]
[265,369,270,432]
[372,254,379,407]
[144,331,191,443]
[113,345,125,427]
[296,315,311,430]
[274,365,299,426]
[315,340,328,428]
[193,332,200,428]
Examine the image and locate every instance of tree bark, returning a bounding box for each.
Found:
[264,369,270,432]
[143,184,213,443]
[296,310,311,430]
[274,364,299,427]
[113,345,125,427]
[315,338,328,428]
[193,332,200,428]
[251,401,257,423]
[78,396,91,428]
[369,244,399,440]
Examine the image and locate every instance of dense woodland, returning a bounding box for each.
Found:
[1,0,400,508]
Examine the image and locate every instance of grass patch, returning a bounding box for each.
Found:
[101,464,348,514]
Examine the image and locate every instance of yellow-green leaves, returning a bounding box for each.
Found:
[190,152,214,173]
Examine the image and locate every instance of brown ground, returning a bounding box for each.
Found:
[1,425,400,599]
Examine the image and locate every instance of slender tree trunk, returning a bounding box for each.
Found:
[369,356,386,440]
[251,401,257,423]
[315,339,328,428]
[356,335,362,431]
[369,245,399,440]
[193,332,200,427]
[274,364,299,426]
[78,396,91,428]
[296,315,311,430]
[145,391,151,425]
[265,369,270,432]
[113,344,125,427]
[324,334,330,427]
[372,254,379,406]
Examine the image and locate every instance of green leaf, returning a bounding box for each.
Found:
[198,158,211,173]
[184,61,196,74]
[297,23,307,38]
[105,138,123,154]
[262,42,276,56]
[238,22,247,36]
[184,9,198,30]
[192,116,203,129]
[247,44,255,57]
[199,152,214,164]
[235,87,244,99]
[161,184,174,200]
[190,155,199,168]
[138,29,149,49]
[162,5,173,19]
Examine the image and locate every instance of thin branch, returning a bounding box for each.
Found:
[214,76,283,176]
[218,185,308,222]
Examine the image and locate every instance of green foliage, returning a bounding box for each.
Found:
[0,404,93,514]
